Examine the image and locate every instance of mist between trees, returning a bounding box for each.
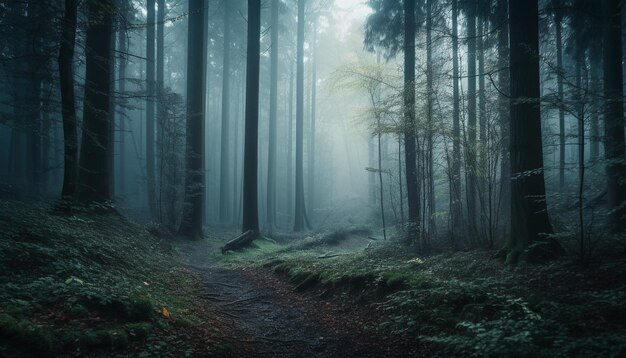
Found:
[1,0,625,264]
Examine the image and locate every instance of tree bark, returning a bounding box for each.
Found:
[451,0,463,243]
[76,0,115,203]
[179,0,206,239]
[220,0,232,224]
[308,18,318,219]
[242,0,261,236]
[266,0,279,230]
[146,0,157,217]
[58,0,78,200]
[426,0,435,241]
[505,0,560,264]
[602,0,626,232]
[156,0,165,217]
[404,0,420,241]
[497,0,510,240]
[466,0,477,244]
[294,0,309,231]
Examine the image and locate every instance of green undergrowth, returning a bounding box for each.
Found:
[0,201,227,357]
[218,229,626,357]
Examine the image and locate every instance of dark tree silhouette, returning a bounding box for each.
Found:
[242,0,261,236]
[146,0,157,217]
[179,0,206,239]
[220,0,232,224]
[404,0,420,241]
[266,0,279,230]
[76,0,116,203]
[504,0,561,264]
[58,0,78,200]
[602,0,626,232]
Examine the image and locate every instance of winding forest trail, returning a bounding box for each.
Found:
[176,239,406,357]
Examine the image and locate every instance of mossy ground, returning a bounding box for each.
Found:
[217,229,626,357]
[0,201,232,357]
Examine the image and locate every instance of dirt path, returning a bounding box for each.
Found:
[176,241,403,357]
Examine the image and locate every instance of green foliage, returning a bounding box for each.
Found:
[128,294,155,321]
[0,201,219,356]
[0,313,52,356]
[219,235,626,357]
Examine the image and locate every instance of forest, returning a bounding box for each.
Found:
[0,0,625,356]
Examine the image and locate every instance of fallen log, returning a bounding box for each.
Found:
[221,230,256,253]
[317,252,346,259]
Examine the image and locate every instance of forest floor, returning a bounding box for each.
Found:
[1,200,626,357]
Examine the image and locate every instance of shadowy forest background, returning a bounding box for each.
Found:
[1,0,626,262]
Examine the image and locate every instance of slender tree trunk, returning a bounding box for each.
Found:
[404,0,420,241]
[156,0,165,216]
[589,64,600,162]
[58,0,78,200]
[451,0,462,243]
[426,0,435,240]
[107,14,116,198]
[466,0,478,244]
[242,0,261,235]
[294,0,309,231]
[27,2,42,197]
[602,0,626,232]
[378,117,387,241]
[505,0,560,264]
[554,17,566,191]
[369,138,376,205]
[118,25,127,195]
[220,0,232,224]
[497,0,511,239]
[477,16,487,239]
[308,19,318,219]
[287,59,295,226]
[398,134,404,225]
[146,0,157,216]
[266,0,279,230]
[76,0,115,203]
[179,0,206,239]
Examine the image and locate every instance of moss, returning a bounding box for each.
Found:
[78,329,110,349]
[66,303,89,318]
[0,314,53,356]
[128,295,154,321]
[125,322,152,341]
[107,328,129,349]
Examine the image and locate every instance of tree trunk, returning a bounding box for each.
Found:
[179,0,206,239]
[146,0,157,217]
[404,0,420,241]
[602,0,626,232]
[76,0,115,203]
[505,0,560,264]
[107,14,116,199]
[294,0,309,232]
[58,0,78,200]
[308,19,318,220]
[555,14,565,191]
[242,0,262,236]
[466,0,478,244]
[426,0,435,241]
[497,0,510,240]
[220,0,232,224]
[156,0,165,217]
[118,21,127,195]
[287,59,295,226]
[266,0,279,230]
[451,0,462,244]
